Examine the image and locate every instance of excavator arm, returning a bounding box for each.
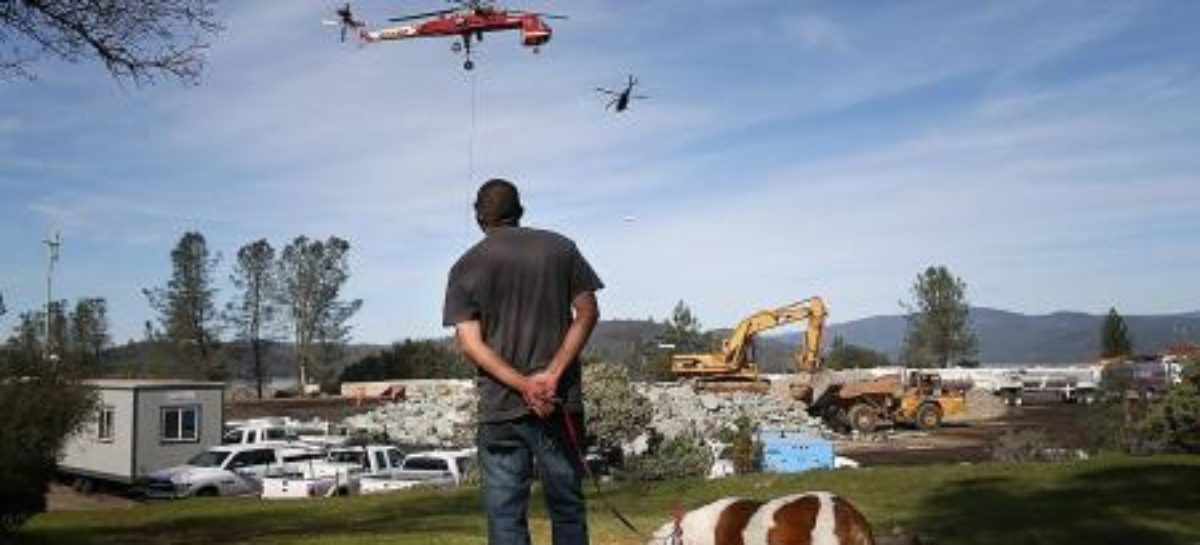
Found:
[671,297,828,384]
[721,297,827,371]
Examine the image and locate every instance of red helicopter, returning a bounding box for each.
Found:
[326,1,565,70]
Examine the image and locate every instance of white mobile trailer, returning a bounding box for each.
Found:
[59,379,224,490]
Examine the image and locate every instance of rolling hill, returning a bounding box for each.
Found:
[584,308,1200,368]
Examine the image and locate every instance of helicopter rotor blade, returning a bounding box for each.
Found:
[511,10,568,20]
[388,8,456,22]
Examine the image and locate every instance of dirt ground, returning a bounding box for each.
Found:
[46,484,138,512]
[837,401,1094,466]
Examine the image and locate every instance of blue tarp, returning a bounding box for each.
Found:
[758,430,834,473]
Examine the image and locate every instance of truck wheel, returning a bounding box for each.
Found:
[847,404,877,433]
[194,487,218,498]
[916,403,943,430]
[73,477,94,494]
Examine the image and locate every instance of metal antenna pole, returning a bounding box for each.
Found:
[44,231,62,362]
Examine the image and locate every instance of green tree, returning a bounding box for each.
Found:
[826,334,892,370]
[1,0,220,83]
[226,240,278,399]
[46,300,68,362]
[582,361,653,453]
[650,300,712,380]
[68,297,109,372]
[662,300,708,352]
[1143,369,1200,452]
[340,339,470,382]
[901,266,977,368]
[1,322,96,535]
[10,310,46,362]
[144,232,223,380]
[1100,307,1133,359]
[277,236,362,391]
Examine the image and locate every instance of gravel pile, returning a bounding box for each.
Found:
[957,388,1010,421]
[343,380,477,447]
[637,383,824,439]
[341,379,827,448]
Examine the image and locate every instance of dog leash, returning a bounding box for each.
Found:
[556,406,656,540]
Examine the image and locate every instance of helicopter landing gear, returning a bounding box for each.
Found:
[454,35,475,70]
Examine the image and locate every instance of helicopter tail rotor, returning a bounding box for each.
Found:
[326,3,366,43]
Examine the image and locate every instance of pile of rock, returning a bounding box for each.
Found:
[340,379,826,448]
[343,379,477,447]
[637,383,824,439]
[958,388,1010,421]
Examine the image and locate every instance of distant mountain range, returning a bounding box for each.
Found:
[584,307,1200,369]
[826,307,1200,363]
[102,308,1198,382]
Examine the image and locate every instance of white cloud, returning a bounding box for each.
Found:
[2,0,1198,343]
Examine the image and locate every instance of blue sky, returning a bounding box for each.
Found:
[1,0,1198,344]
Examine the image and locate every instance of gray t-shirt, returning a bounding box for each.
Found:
[443,226,604,423]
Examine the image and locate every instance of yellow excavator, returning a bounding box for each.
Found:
[670,297,828,392]
[670,296,966,432]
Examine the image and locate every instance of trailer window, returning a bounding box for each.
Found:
[162,405,200,443]
[387,449,404,468]
[97,406,115,442]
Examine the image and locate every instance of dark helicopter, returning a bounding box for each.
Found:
[596,75,647,113]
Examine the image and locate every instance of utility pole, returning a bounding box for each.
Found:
[44,231,62,363]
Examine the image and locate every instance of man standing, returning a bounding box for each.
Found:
[444,179,603,545]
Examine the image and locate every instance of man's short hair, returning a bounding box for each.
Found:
[475,178,524,227]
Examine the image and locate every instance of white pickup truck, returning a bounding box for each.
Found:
[359,449,475,495]
[260,445,405,499]
[224,419,354,450]
[141,445,317,499]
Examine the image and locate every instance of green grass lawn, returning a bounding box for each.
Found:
[16,455,1200,545]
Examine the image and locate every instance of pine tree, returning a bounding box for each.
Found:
[226,240,277,399]
[144,232,223,380]
[902,266,978,368]
[276,236,362,392]
[1100,307,1133,358]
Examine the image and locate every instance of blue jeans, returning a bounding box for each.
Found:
[478,412,588,545]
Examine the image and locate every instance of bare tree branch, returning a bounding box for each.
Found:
[1,0,221,84]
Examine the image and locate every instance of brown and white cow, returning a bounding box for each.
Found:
[648,492,875,545]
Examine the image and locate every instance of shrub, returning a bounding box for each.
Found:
[1087,362,1200,455]
[991,429,1050,462]
[582,361,652,453]
[0,353,96,535]
[619,429,712,482]
[715,413,762,474]
[1142,370,1200,452]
